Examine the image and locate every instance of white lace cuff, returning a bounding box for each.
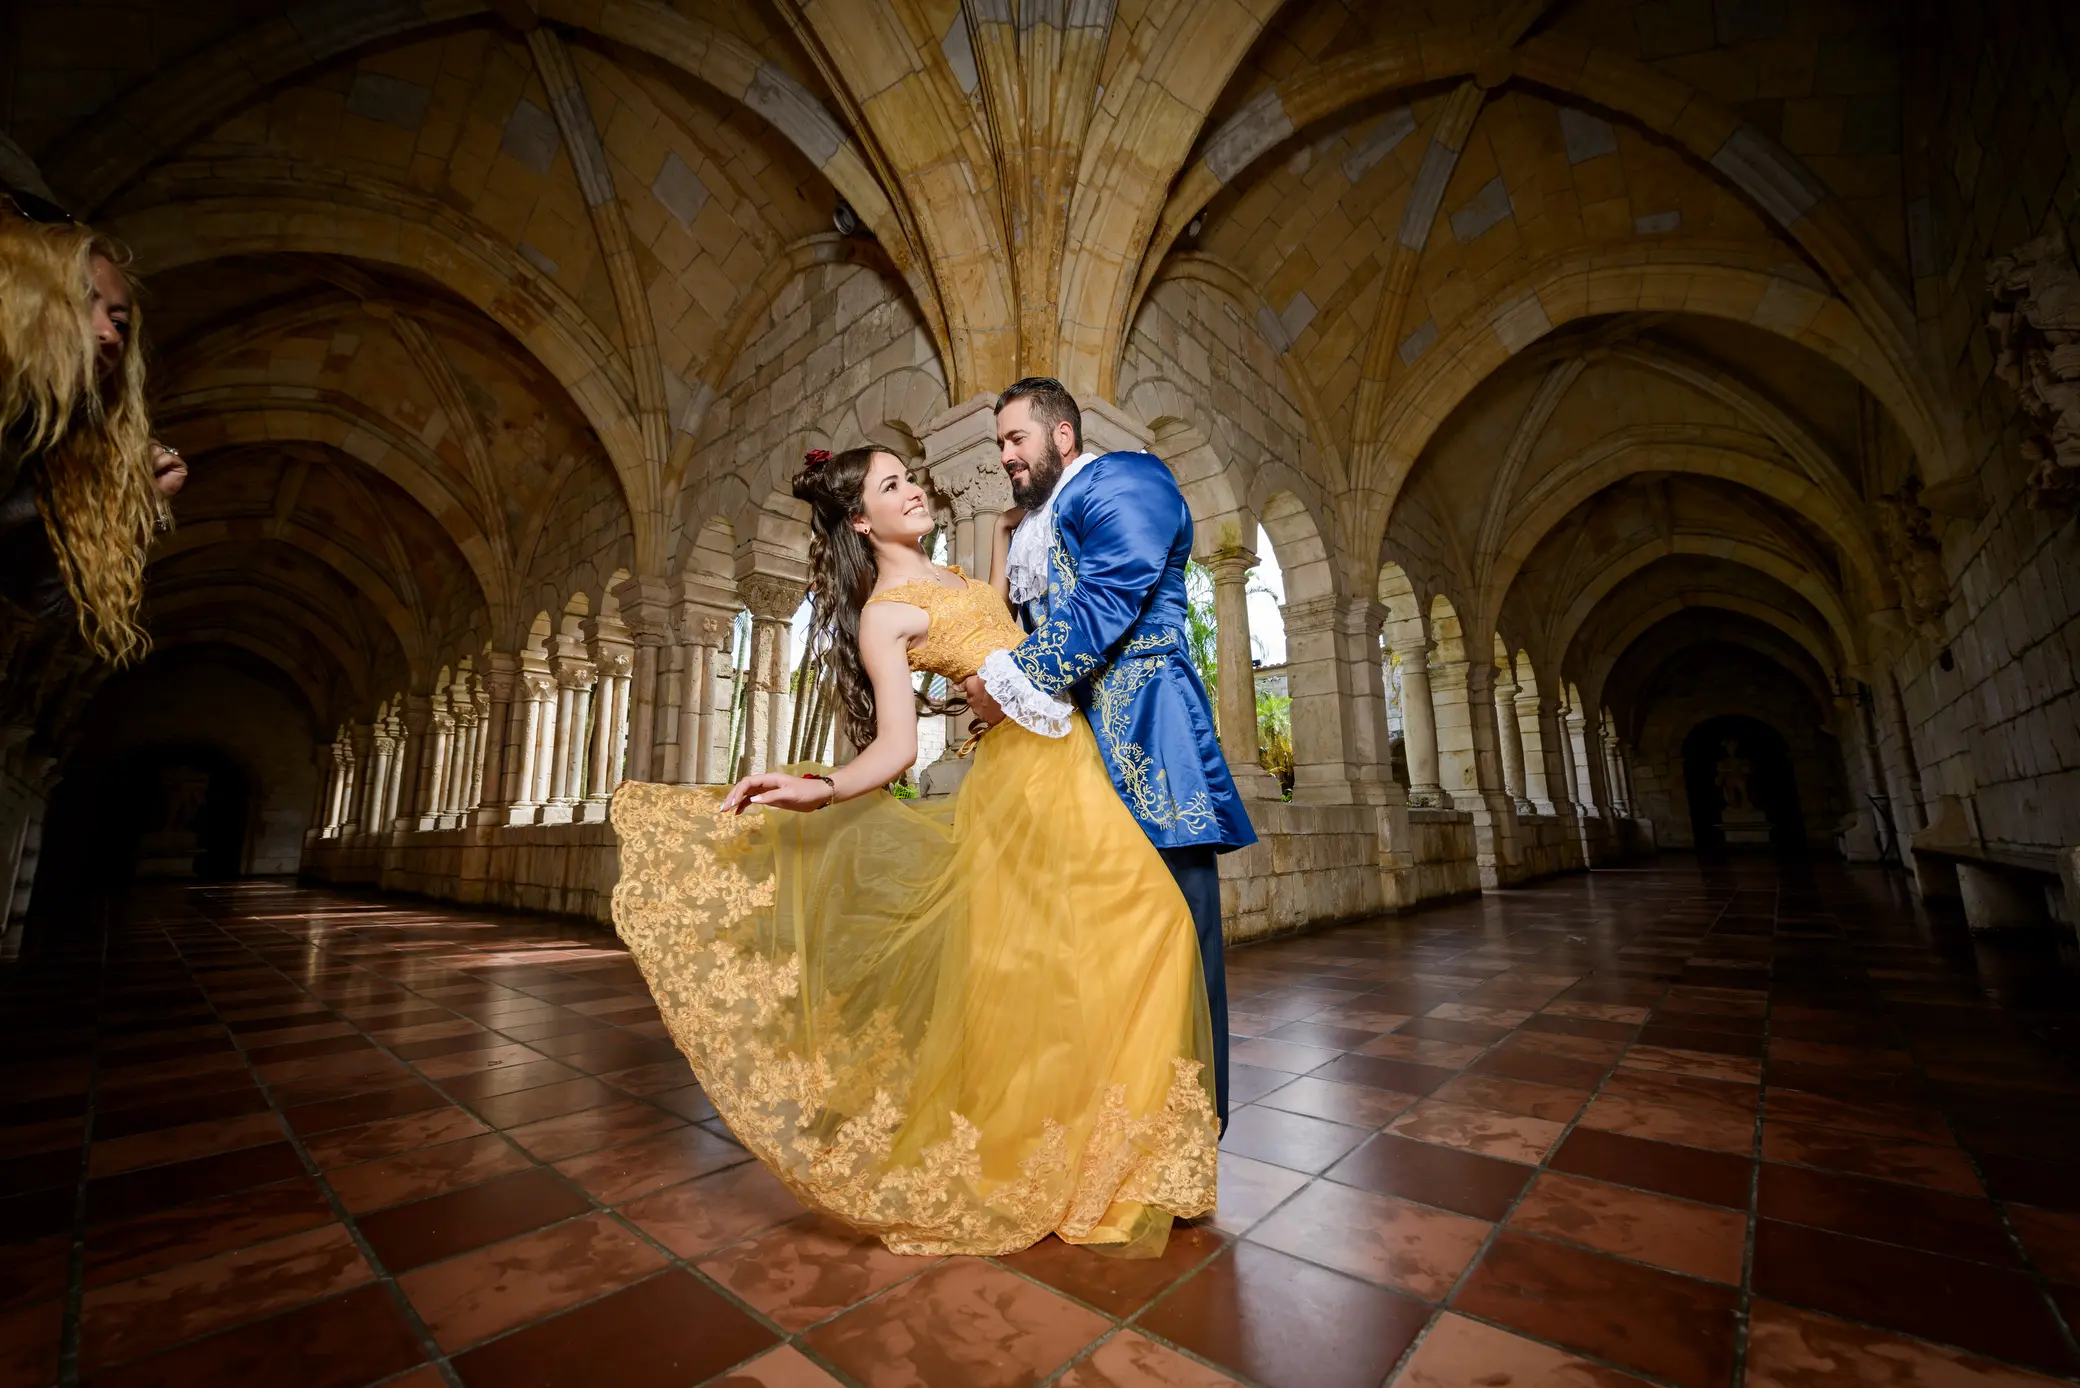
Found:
[979,650,1073,738]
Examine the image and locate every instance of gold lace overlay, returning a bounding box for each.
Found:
[611,595,1219,1257]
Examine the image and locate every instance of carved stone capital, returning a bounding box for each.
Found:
[1199,548,1257,587]
[738,572,806,621]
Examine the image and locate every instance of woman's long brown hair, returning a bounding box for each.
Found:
[791,446,963,752]
[0,218,156,663]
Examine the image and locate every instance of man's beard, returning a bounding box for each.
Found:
[1009,434,1066,509]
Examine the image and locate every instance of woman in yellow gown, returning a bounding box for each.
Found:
[610,445,1217,1258]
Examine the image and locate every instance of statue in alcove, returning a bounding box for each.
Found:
[1715,740,1752,810]
[134,766,209,877]
[1714,738,1771,845]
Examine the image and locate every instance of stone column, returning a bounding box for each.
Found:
[1515,691,1557,814]
[1553,698,1581,814]
[1201,546,1281,800]
[464,691,491,815]
[918,395,1013,796]
[544,656,595,824]
[1437,657,1520,885]
[471,655,517,826]
[389,697,426,831]
[1283,595,1356,803]
[613,576,671,783]
[674,612,730,784]
[532,672,560,806]
[1564,703,1600,814]
[366,729,396,832]
[1391,639,1446,807]
[1495,668,1534,813]
[340,723,374,834]
[1337,598,1399,804]
[441,704,475,826]
[1601,723,1629,816]
[503,669,552,825]
[319,744,346,836]
[737,574,804,778]
[580,647,631,822]
[415,700,453,831]
[309,747,337,839]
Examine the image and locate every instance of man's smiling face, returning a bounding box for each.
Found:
[996,396,1070,510]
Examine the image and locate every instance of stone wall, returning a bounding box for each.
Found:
[1219,802,1384,943]
[1514,813,1586,883]
[1890,0,2080,873]
[1396,810,1481,906]
[304,823,619,923]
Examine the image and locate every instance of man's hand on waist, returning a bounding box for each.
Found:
[962,674,1005,727]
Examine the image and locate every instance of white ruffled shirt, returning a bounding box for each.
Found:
[1003,451,1096,609]
[981,451,1096,739]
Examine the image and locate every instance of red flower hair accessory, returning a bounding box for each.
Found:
[803,448,832,470]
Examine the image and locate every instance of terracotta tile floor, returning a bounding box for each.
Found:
[5,859,2080,1387]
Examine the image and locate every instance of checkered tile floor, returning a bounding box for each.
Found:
[4,858,2079,1387]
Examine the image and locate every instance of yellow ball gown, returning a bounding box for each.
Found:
[610,570,1218,1257]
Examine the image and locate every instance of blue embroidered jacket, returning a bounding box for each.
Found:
[1011,451,1257,853]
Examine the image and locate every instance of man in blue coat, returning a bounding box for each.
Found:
[965,377,1256,1127]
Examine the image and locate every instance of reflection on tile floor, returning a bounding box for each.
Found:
[5,859,2080,1386]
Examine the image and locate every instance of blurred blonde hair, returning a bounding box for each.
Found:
[0,217,156,664]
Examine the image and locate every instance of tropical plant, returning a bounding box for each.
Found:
[1257,690,1294,799]
[1183,559,1218,721]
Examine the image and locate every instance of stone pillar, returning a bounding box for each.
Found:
[503,669,552,825]
[918,395,1013,796]
[1201,546,1281,800]
[1564,703,1599,814]
[366,729,396,832]
[440,705,474,826]
[318,744,346,836]
[673,612,731,784]
[388,697,425,831]
[1601,723,1629,816]
[309,747,337,839]
[1391,639,1446,807]
[1437,657,1521,886]
[1495,669,1534,814]
[581,647,631,821]
[614,576,671,783]
[531,672,560,806]
[544,656,595,824]
[340,723,374,834]
[737,574,804,778]
[471,655,518,825]
[1515,691,1558,814]
[464,690,491,815]
[1284,595,1356,803]
[1337,598,1400,805]
[415,700,453,831]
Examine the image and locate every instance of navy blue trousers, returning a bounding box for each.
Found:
[1158,844,1227,1129]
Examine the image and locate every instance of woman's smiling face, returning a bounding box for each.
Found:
[852,451,933,545]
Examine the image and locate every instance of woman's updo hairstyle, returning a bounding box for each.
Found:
[790,445,963,754]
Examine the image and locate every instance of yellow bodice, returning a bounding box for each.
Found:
[866,568,1024,682]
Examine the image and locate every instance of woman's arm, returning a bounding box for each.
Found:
[988,507,1024,604]
[723,601,924,813]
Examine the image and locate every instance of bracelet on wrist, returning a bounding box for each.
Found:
[805,773,836,808]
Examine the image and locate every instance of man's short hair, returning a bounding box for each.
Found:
[995,377,1082,453]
